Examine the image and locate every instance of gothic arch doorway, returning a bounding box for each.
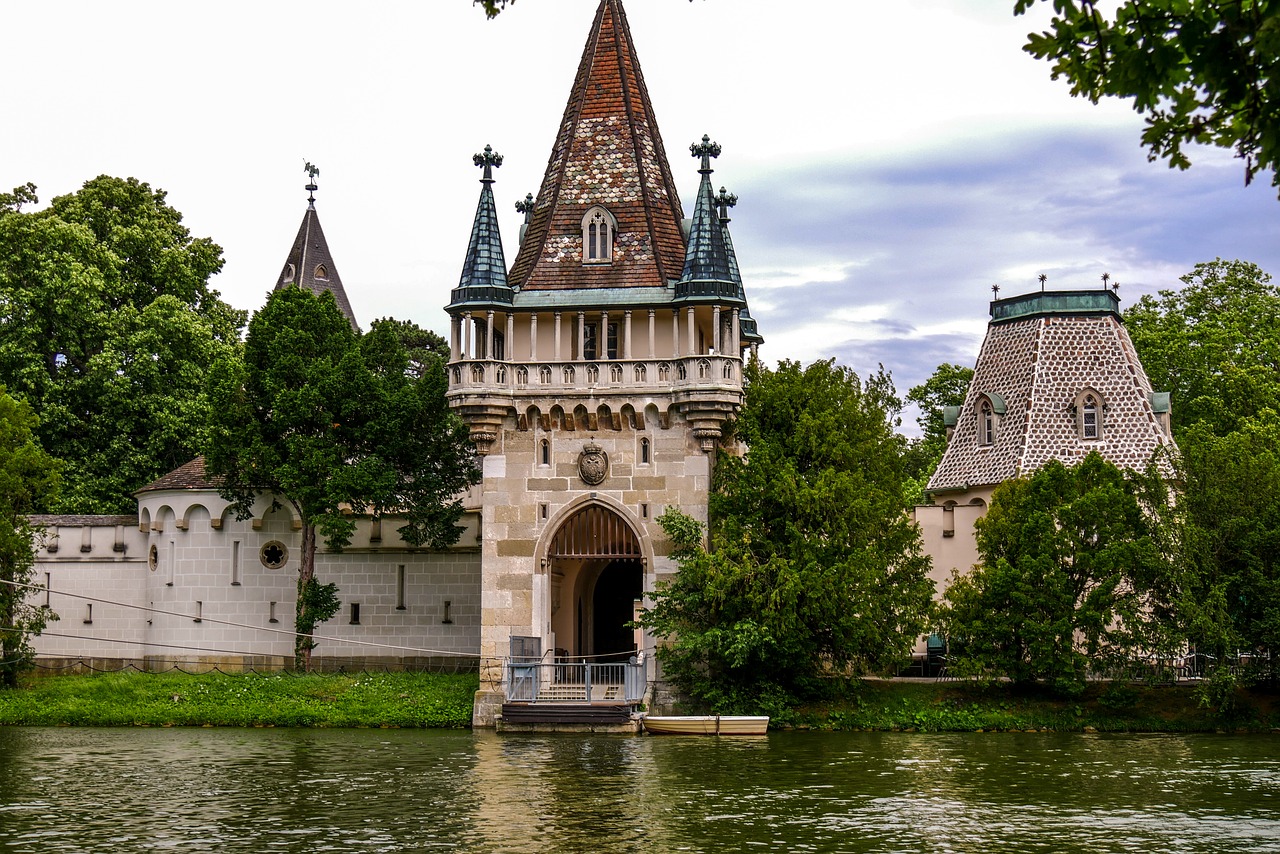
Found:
[547,503,643,661]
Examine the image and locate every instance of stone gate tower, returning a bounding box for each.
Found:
[445,0,762,725]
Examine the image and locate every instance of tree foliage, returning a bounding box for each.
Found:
[0,389,61,688]
[903,362,973,503]
[1159,420,1280,685]
[0,176,245,513]
[939,453,1168,695]
[206,289,478,669]
[1125,259,1280,436]
[1015,1,1280,193]
[641,359,935,714]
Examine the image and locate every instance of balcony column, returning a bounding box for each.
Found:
[712,305,722,353]
[577,312,586,360]
[485,310,495,361]
[732,309,742,354]
[671,309,680,357]
[554,312,563,361]
[600,311,609,358]
[462,312,472,359]
[623,310,633,359]
[686,307,696,355]
[505,312,514,361]
[530,313,539,360]
[647,309,656,358]
[450,315,461,362]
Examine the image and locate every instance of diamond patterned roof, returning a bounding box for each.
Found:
[507,0,687,292]
[928,292,1175,493]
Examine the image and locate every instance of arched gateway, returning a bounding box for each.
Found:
[546,503,644,661]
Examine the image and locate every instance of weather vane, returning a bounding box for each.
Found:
[1101,272,1111,290]
[691,134,722,172]
[473,144,503,183]
[1038,273,1047,291]
[991,283,1001,297]
[304,161,319,205]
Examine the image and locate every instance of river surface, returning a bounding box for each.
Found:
[0,727,1277,853]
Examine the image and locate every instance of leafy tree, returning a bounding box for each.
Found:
[0,177,245,513]
[1124,259,1280,436]
[903,363,973,503]
[0,389,61,688]
[1015,1,1280,193]
[1159,419,1280,686]
[641,359,935,714]
[939,453,1168,695]
[206,290,479,669]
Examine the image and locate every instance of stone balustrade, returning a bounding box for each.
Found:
[447,353,743,398]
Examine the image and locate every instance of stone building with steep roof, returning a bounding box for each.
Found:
[445,0,762,725]
[913,288,1176,597]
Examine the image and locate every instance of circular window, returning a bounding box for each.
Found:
[260,541,288,570]
[148,544,158,572]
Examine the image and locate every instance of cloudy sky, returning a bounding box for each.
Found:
[5,0,1279,432]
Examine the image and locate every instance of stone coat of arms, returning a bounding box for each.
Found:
[578,441,609,485]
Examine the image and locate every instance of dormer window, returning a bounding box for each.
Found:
[976,393,1005,447]
[282,263,296,284]
[1075,389,1104,440]
[314,264,329,281]
[979,400,995,446]
[582,206,616,264]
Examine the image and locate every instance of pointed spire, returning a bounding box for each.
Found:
[450,145,512,308]
[275,163,359,330]
[678,135,736,291]
[507,0,687,291]
[715,185,763,345]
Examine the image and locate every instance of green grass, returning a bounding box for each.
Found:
[0,671,479,728]
[788,680,1280,733]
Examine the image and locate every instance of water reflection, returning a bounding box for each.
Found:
[0,728,1277,853]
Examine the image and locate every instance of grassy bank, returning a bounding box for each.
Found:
[789,680,1280,733]
[0,671,478,728]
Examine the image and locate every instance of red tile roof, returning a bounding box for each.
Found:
[136,456,220,493]
[508,0,687,292]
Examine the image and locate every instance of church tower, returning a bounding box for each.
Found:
[445,0,762,724]
[275,165,359,330]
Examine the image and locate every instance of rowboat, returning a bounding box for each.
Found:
[641,715,769,735]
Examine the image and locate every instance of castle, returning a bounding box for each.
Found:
[24,0,1173,727]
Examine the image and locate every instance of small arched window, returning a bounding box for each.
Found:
[640,437,651,465]
[314,264,329,281]
[1076,389,1104,440]
[540,438,551,467]
[582,206,616,264]
[979,400,995,446]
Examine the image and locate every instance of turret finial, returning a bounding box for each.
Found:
[715,186,738,222]
[473,144,504,183]
[304,161,320,207]
[515,192,535,224]
[690,134,722,173]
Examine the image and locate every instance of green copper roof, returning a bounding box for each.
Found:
[990,289,1121,323]
[450,146,512,309]
[717,186,763,344]
[677,136,738,303]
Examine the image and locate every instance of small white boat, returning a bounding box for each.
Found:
[641,714,769,735]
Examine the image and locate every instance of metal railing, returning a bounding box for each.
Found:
[505,658,645,704]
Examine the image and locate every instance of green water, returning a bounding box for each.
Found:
[0,728,1276,852]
